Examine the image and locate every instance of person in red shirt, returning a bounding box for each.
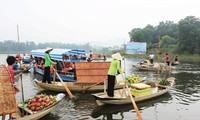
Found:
[6,56,22,119]
[165,53,170,66]
[6,56,22,93]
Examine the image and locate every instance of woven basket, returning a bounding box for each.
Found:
[0,65,18,115]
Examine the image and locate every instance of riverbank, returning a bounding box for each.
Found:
[124,54,200,62]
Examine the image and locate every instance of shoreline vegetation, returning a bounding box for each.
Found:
[123,54,200,63]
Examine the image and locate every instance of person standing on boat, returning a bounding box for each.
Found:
[89,50,93,59]
[148,53,154,64]
[107,52,124,97]
[42,47,56,84]
[165,53,170,66]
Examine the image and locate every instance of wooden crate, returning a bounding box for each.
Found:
[0,65,18,115]
[75,62,110,83]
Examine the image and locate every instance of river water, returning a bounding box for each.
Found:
[1,54,200,120]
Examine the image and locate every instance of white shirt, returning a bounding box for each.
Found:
[149,54,154,59]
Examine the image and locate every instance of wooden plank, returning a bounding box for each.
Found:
[75,62,110,83]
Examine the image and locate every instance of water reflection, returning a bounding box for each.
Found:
[91,93,172,120]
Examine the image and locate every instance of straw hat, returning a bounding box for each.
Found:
[111,52,122,60]
[45,47,53,52]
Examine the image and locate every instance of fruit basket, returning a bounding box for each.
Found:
[18,94,58,114]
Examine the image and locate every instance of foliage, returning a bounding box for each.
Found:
[0,40,117,54]
[158,79,170,86]
[129,16,200,55]
[177,16,200,54]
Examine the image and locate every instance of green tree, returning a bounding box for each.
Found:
[160,35,177,53]
[155,21,178,40]
[177,16,200,54]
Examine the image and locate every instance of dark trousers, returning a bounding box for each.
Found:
[107,75,116,97]
[166,61,170,66]
[150,59,153,64]
[43,67,52,83]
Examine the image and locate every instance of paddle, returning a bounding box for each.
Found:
[81,79,107,93]
[52,67,73,99]
[126,84,143,120]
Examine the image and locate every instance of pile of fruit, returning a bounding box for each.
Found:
[126,74,141,83]
[22,94,57,112]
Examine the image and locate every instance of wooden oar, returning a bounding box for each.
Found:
[81,79,106,93]
[126,84,143,120]
[52,67,73,99]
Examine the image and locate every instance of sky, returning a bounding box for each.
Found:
[0,0,200,47]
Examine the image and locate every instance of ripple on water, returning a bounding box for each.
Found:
[171,89,200,105]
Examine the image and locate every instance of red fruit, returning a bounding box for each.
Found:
[36,102,41,107]
[35,107,40,111]
[30,102,36,107]
[37,98,42,102]
[31,99,36,103]
[42,98,47,101]
[28,104,32,109]
[35,95,41,100]
[30,106,35,111]
[45,103,50,107]
[45,99,50,103]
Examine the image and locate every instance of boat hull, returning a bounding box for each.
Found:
[34,67,76,82]
[92,77,175,106]
[34,79,123,92]
[132,63,174,71]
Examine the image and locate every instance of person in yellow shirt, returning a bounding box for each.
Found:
[107,53,124,97]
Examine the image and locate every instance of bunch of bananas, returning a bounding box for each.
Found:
[126,74,141,83]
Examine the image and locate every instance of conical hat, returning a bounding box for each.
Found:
[111,52,122,60]
[45,47,53,52]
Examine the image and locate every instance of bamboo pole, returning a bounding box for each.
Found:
[20,73,25,102]
[81,78,107,93]
[52,67,73,99]
[17,25,20,52]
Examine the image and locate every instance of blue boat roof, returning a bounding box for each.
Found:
[31,48,86,62]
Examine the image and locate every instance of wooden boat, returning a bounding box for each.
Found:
[171,61,180,66]
[22,54,31,64]
[92,77,175,106]
[31,48,86,82]
[16,93,65,120]
[132,62,174,71]
[34,67,75,82]
[34,79,123,92]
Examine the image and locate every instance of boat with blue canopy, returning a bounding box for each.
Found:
[31,48,87,82]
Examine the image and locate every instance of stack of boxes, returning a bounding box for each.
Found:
[130,83,152,97]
